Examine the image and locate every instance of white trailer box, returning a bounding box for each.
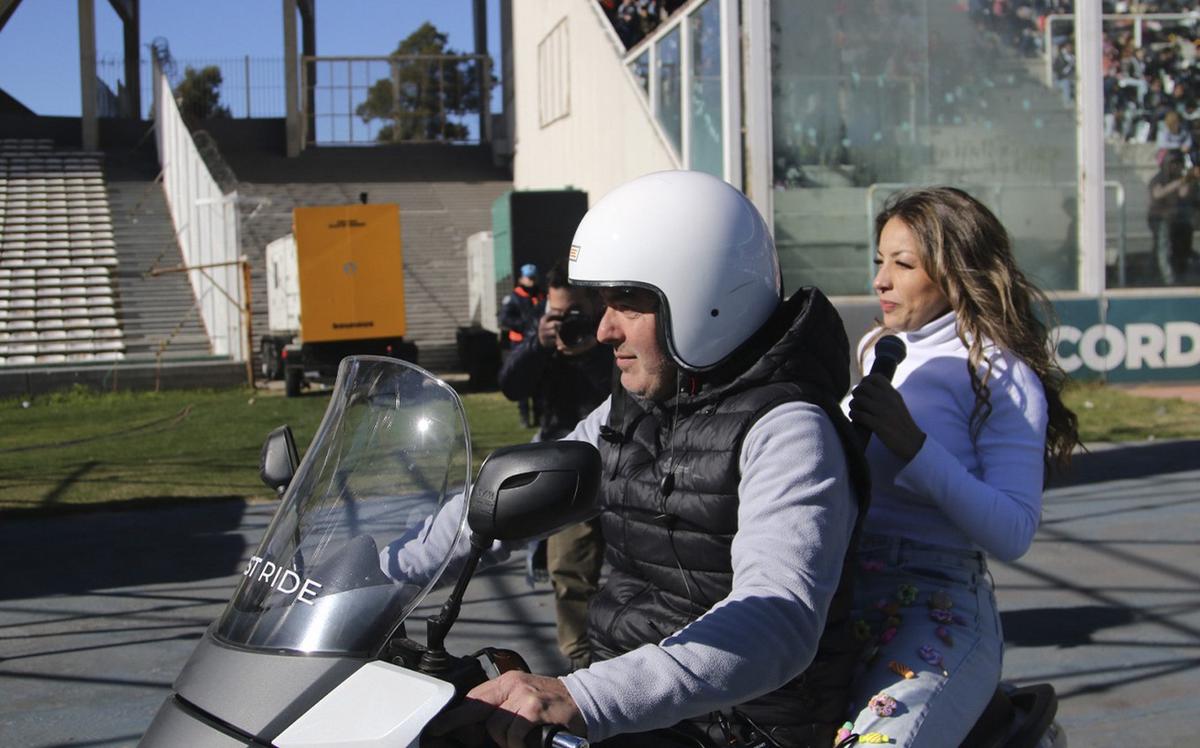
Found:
[266,234,301,335]
[466,231,497,332]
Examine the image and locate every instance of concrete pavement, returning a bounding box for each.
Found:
[0,437,1196,746]
[993,437,1200,745]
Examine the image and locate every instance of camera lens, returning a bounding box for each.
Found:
[558,307,593,347]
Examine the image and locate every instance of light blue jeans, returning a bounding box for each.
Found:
[845,533,1003,747]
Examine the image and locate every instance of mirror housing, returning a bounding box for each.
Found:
[260,425,299,496]
[468,441,601,542]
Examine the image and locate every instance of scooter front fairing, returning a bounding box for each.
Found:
[142,356,473,747]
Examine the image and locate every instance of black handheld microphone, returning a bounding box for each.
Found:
[853,334,907,448]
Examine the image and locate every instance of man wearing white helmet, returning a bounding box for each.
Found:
[436,171,867,747]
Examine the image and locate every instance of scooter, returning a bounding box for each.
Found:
[141,354,1065,748]
[140,356,594,747]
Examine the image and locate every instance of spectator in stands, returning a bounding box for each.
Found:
[1120,45,1147,89]
[1053,40,1076,107]
[498,262,612,672]
[1104,51,1124,139]
[1156,109,1195,161]
[1147,149,1198,284]
[633,0,660,40]
[1181,97,1200,140]
[613,0,640,48]
[601,0,684,50]
[498,263,545,427]
[1141,76,1171,142]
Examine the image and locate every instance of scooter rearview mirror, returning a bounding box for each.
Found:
[259,425,299,497]
[467,441,602,543]
[421,440,601,675]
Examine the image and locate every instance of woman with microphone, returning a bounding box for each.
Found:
[843,187,1079,746]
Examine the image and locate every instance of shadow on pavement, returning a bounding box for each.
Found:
[0,499,249,601]
[1002,604,1139,648]
[1049,439,1200,488]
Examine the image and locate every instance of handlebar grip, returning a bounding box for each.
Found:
[543,726,589,748]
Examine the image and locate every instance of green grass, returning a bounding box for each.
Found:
[1,382,1195,515]
[1063,382,1200,444]
[0,385,535,514]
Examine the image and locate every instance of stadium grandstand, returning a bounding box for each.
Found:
[0,139,124,368]
[1,0,1196,394]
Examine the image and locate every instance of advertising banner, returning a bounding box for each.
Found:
[1051,296,1200,383]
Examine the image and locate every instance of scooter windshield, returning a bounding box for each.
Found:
[214,356,471,656]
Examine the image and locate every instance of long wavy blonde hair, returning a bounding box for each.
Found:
[872,187,1079,471]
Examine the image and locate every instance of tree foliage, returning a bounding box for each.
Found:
[175,65,231,121]
[355,22,489,142]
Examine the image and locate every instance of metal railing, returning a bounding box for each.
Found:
[299,54,493,146]
[97,54,287,120]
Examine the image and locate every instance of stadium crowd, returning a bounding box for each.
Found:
[596,0,689,50]
[999,1,1200,154]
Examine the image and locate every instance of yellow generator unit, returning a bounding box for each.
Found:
[260,204,417,396]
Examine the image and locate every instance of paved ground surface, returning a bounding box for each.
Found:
[0,436,1196,747]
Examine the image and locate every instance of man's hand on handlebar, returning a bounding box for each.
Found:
[428,670,587,748]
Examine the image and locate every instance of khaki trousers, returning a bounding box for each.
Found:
[546,517,604,665]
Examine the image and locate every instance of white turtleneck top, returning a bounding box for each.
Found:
[850,311,1048,562]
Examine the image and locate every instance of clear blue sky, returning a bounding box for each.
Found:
[0,0,500,117]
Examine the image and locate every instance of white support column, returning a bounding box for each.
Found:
[1075,2,1106,294]
[78,0,98,150]
[740,0,773,232]
[720,0,742,187]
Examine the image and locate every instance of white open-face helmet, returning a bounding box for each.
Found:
[568,170,782,371]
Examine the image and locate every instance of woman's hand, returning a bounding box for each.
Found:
[848,373,927,463]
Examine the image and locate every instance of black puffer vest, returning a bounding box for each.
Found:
[589,288,870,747]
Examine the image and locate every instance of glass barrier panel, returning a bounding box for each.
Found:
[770,0,1079,296]
[630,50,650,97]
[656,26,683,153]
[689,0,723,178]
[1100,14,1200,288]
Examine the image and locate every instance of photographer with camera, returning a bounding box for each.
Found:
[499,261,612,670]
[1148,148,1199,284]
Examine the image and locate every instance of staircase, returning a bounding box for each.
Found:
[103,150,215,361]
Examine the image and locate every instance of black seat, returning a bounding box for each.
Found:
[959,683,1058,748]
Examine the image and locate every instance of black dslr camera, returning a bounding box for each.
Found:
[556,305,595,347]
